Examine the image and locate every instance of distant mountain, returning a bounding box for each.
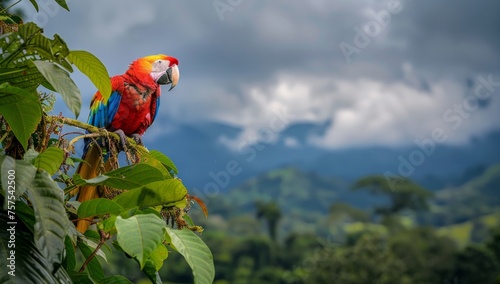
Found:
[145,120,500,193]
[208,167,379,235]
[428,163,500,226]
[434,163,500,206]
[224,167,346,214]
[195,162,500,239]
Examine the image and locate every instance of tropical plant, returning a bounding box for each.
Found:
[0,1,214,283]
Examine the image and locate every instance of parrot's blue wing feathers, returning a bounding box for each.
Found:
[88,91,121,128]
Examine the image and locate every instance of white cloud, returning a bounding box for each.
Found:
[207,71,500,150]
[23,1,500,152]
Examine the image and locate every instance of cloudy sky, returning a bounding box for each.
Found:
[21,0,500,149]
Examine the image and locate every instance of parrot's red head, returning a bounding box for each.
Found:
[128,54,180,91]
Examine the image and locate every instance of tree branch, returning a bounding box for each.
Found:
[78,229,110,273]
[46,115,144,150]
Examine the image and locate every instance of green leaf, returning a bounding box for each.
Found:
[138,150,172,179]
[183,214,195,227]
[0,83,42,150]
[63,235,76,271]
[0,66,45,92]
[50,34,72,71]
[67,271,95,284]
[32,146,64,175]
[73,163,166,190]
[0,211,72,283]
[78,198,123,219]
[165,227,215,284]
[0,155,37,209]
[28,0,39,11]
[149,243,169,271]
[55,0,70,11]
[23,148,40,163]
[149,150,179,175]
[28,171,67,269]
[142,259,163,284]
[115,214,166,269]
[15,200,36,232]
[67,50,111,101]
[113,179,188,210]
[77,241,105,281]
[102,215,117,234]
[32,60,81,118]
[98,275,133,284]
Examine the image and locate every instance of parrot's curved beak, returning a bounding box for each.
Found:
[168,64,179,91]
[157,64,180,91]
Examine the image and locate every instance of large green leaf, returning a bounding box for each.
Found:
[113,179,188,210]
[0,210,72,283]
[32,146,64,175]
[0,66,45,92]
[1,23,42,66]
[0,155,37,208]
[78,198,123,219]
[0,83,42,150]
[165,227,215,284]
[28,171,67,269]
[115,214,166,269]
[73,163,165,190]
[67,50,111,101]
[148,150,179,175]
[1,23,71,71]
[138,150,173,179]
[32,60,81,118]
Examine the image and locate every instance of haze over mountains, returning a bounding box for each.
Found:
[145,119,500,193]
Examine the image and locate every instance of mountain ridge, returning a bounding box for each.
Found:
[145,120,500,192]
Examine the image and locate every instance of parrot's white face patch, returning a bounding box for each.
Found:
[150,59,170,81]
[152,60,170,72]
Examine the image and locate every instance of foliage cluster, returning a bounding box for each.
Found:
[178,167,500,283]
[0,1,214,283]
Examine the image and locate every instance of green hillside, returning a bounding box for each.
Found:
[431,163,500,226]
[179,165,500,283]
[437,212,500,247]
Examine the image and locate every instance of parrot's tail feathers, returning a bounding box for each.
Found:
[75,144,103,234]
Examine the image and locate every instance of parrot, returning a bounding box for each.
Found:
[74,54,180,233]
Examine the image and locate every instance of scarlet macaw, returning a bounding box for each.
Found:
[74,54,180,233]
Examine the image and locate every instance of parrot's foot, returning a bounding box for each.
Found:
[131,133,143,146]
[113,129,128,151]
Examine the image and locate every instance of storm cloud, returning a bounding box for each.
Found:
[23,0,500,149]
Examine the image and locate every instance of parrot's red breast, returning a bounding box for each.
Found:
[87,54,180,137]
